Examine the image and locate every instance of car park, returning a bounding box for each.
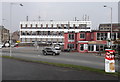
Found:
[42,47,61,56]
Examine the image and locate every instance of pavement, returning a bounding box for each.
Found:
[2,58,119,80]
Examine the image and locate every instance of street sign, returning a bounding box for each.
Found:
[105,49,115,72]
[107,41,112,46]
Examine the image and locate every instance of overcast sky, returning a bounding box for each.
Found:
[0,1,119,32]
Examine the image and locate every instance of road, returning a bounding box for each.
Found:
[1,47,119,71]
[2,58,118,80]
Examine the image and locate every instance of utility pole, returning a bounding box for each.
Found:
[38,16,41,21]
[26,16,28,21]
[10,3,23,56]
[75,17,77,21]
[104,5,113,49]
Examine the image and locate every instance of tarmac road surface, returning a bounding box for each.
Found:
[2,58,119,80]
[1,47,119,71]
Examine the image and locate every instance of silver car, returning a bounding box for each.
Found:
[42,47,61,56]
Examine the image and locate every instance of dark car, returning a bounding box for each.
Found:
[42,47,61,56]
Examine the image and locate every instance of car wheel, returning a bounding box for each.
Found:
[43,51,47,56]
[53,53,56,56]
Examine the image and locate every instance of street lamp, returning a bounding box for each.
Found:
[10,3,23,56]
[104,5,113,49]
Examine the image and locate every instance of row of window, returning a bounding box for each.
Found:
[21,27,90,29]
[68,33,85,40]
[97,33,120,40]
[67,44,113,51]
[97,33,107,40]
[21,31,64,36]
[68,33,120,41]
[21,38,63,43]
[100,24,119,27]
[100,27,111,30]
[21,24,87,28]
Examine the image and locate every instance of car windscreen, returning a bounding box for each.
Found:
[54,48,60,50]
[46,48,52,50]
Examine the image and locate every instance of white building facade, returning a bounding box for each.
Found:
[20,21,92,44]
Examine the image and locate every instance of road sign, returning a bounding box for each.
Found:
[107,41,112,46]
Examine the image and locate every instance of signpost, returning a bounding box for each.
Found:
[105,49,115,72]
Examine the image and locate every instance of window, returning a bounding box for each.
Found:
[31,31,36,35]
[96,44,107,51]
[97,33,100,40]
[25,24,27,27]
[48,31,50,35]
[97,33,107,40]
[80,24,86,28]
[30,24,32,27]
[100,28,103,30]
[67,44,74,49]
[21,24,23,28]
[101,33,104,40]
[68,34,74,40]
[96,45,99,51]
[80,44,84,51]
[36,31,41,35]
[118,33,120,38]
[41,24,43,27]
[36,24,38,27]
[21,31,25,35]
[112,33,117,40]
[26,31,30,35]
[88,44,94,51]
[80,33,85,39]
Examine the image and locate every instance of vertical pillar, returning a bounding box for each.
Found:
[84,44,88,51]
[94,45,96,51]
[57,39,59,43]
[108,32,110,39]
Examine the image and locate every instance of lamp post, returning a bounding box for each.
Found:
[10,3,23,56]
[104,5,113,49]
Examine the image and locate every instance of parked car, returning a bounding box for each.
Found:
[54,45,61,49]
[61,48,75,52]
[4,43,10,47]
[11,43,18,48]
[62,49,70,52]
[0,43,3,48]
[42,47,61,56]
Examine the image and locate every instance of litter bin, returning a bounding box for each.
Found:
[105,49,115,72]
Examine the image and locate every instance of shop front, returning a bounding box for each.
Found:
[77,41,107,53]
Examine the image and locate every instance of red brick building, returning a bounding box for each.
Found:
[64,23,120,53]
